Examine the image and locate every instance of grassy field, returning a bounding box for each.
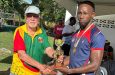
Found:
[0,31,13,71]
[0,28,54,73]
[0,32,14,51]
[0,31,13,74]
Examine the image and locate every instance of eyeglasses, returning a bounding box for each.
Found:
[26,13,39,18]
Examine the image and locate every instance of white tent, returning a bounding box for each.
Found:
[54,0,115,16]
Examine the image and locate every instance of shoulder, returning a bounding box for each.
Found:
[14,26,22,35]
[63,25,70,31]
[41,28,46,33]
[91,25,105,43]
[64,25,69,28]
[14,24,25,38]
[91,26,105,40]
[91,25,104,38]
[15,24,25,32]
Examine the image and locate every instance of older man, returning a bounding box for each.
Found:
[10,6,56,75]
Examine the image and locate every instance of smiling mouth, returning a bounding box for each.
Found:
[30,22,35,24]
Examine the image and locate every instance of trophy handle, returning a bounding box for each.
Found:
[47,39,64,67]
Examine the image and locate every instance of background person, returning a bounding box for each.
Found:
[62,17,76,56]
[53,19,64,49]
[103,40,114,61]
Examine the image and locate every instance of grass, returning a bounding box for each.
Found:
[0,28,54,71]
[0,32,14,51]
[0,31,13,71]
[0,32,53,51]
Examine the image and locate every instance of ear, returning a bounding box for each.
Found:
[92,12,96,18]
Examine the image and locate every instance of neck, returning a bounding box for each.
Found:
[85,22,92,30]
[80,21,92,30]
[27,26,38,36]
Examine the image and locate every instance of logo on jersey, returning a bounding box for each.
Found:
[38,37,43,43]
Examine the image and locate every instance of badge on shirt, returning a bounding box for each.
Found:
[38,37,43,43]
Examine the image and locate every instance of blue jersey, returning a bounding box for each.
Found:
[69,24,105,75]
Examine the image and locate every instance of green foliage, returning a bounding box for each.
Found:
[39,0,65,22]
[0,0,66,27]
[0,0,25,18]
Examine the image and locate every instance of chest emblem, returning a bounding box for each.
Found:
[38,37,43,43]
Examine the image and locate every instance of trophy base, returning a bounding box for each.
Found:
[55,62,63,68]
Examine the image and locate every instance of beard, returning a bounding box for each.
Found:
[79,20,91,30]
[29,23,37,28]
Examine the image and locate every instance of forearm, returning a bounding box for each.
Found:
[63,56,70,66]
[70,62,100,74]
[18,50,44,71]
[45,47,55,58]
[69,50,103,74]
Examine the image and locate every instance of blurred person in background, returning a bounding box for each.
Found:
[62,17,76,56]
[53,19,64,49]
[103,40,113,61]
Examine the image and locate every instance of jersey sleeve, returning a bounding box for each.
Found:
[91,32,105,50]
[13,29,26,52]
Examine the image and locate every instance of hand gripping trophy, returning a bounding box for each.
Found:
[53,39,64,67]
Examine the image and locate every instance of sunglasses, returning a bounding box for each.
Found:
[26,13,39,18]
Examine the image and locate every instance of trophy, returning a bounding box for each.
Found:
[53,39,64,67]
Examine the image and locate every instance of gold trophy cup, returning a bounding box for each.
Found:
[54,39,64,67]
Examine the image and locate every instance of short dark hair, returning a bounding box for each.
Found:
[78,1,95,12]
[70,17,76,22]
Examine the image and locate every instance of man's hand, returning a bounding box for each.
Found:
[40,65,57,75]
[55,54,64,63]
[55,66,71,74]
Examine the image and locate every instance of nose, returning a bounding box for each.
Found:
[79,14,84,19]
[30,16,35,20]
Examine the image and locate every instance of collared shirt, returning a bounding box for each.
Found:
[53,24,64,39]
[13,24,51,71]
[69,24,105,75]
[62,25,76,45]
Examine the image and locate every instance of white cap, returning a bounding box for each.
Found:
[25,6,40,15]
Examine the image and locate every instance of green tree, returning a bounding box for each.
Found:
[0,0,65,27]
[39,0,65,22]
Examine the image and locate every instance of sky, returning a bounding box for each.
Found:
[22,0,32,4]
